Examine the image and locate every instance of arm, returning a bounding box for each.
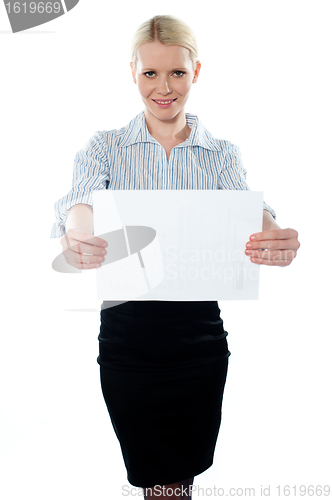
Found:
[65,203,94,234]
[244,210,300,267]
[50,131,110,239]
[262,209,281,232]
[218,143,300,266]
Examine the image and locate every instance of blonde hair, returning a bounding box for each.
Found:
[131,15,199,73]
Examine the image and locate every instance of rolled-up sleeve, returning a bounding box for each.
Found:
[50,131,111,238]
[218,142,276,219]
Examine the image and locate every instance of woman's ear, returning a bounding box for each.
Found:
[130,62,137,84]
[193,61,201,83]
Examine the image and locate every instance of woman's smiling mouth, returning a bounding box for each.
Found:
[152,98,177,107]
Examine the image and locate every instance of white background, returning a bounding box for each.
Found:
[1,1,331,498]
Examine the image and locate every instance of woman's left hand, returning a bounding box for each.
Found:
[245,228,300,266]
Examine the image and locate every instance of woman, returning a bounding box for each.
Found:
[51,15,300,499]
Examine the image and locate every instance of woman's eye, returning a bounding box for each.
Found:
[143,71,185,78]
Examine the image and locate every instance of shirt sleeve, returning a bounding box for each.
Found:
[50,131,111,238]
[218,142,276,219]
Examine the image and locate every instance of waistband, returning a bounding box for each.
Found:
[100,300,220,319]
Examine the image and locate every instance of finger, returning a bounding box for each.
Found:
[63,239,108,257]
[60,233,102,252]
[249,228,298,242]
[246,238,300,251]
[245,249,298,262]
[63,252,103,270]
[66,229,108,248]
[63,246,105,266]
[250,254,293,266]
[63,255,102,270]
[250,257,292,267]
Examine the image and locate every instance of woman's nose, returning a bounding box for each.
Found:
[156,78,172,95]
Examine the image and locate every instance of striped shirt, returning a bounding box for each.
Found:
[50,110,276,238]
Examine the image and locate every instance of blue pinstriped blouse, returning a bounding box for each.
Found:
[50,110,276,238]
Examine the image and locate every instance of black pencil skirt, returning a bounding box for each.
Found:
[97,300,231,488]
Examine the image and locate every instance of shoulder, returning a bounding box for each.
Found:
[191,113,241,156]
[212,137,242,156]
[79,126,122,159]
[92,111,144,150]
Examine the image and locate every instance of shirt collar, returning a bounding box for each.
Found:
[116,110,222,152]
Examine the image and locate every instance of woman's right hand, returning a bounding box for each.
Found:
[60,228,108,270]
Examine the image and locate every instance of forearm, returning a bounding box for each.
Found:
[262,209,281,232]
[65,204,94,234]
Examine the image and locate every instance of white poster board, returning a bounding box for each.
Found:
[92,190,263,301]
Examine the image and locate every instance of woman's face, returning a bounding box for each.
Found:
[130,41,201,122]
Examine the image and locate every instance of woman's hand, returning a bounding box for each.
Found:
[60,228,108,270]
[245,228,300,266]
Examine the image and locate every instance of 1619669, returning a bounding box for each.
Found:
[5,2,61,14]
[274,484,330,496]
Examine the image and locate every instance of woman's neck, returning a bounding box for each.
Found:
[144,108,191,142]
